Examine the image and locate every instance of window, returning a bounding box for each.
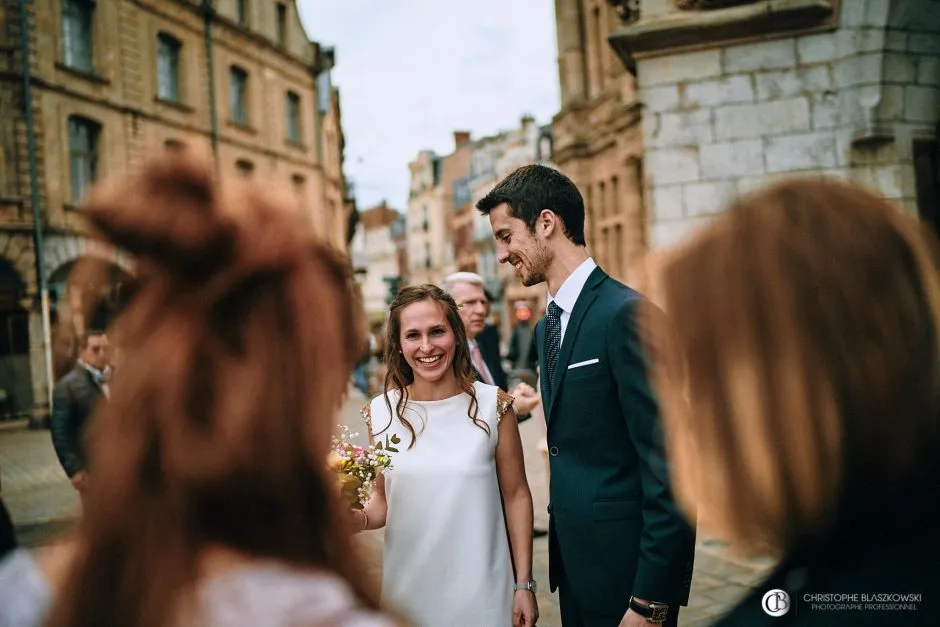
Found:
[68,116,100,204]
[292,174,306,205]
[237,0,249,26]
[276,3,287,47]
[286,91,301,143]
[229,66,248,125]
[590,6,602,96]
[235,159,254,178]
[61,0,94,72]
[156,33,182,102]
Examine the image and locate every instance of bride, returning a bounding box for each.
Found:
[356,284,538,627]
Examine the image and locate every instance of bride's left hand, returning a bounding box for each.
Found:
[513,590,538,626]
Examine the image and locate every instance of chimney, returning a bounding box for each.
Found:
[454,130,472,149]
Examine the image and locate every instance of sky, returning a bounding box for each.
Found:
[297,1,561,213]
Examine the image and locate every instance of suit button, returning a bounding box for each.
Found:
[547,504,552,514]
[549,446,559,456]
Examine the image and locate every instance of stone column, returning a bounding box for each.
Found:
[555,0,587,107]
[27,302,50,429]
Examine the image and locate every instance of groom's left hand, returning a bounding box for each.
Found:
[619,608,648,627]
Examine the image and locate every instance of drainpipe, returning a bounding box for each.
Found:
[18,0,55,420]
[203,0,219,163]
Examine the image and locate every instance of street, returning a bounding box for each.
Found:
[0,391,773,626]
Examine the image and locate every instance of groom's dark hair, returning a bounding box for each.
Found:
[476,164,586,246]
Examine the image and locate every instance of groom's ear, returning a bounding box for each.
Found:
[538,209,558,238]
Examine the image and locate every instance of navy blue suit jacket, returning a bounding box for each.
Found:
[535,267,695,616]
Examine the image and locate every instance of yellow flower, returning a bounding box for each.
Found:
[336,473,363,509]
[327,452,346,472]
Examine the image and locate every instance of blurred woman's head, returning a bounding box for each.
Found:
[652,179,940,554]
[48,148,369,627]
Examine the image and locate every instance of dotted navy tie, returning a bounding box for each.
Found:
[545,301,562,394]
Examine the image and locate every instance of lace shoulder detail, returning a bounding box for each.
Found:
[496,389,514,424]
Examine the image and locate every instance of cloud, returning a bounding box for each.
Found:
[297,1,559,211]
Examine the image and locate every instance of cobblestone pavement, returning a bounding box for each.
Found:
[0,391,773,625]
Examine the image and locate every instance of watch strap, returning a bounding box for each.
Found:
[629,596,669,623]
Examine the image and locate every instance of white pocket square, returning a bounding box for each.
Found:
[568,358,600,370]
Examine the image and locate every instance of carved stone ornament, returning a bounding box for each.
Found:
[606,0,641,25]
[676,0,761,9]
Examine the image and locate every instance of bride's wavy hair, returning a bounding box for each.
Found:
[380,285,485,448]
[45,147,375,627]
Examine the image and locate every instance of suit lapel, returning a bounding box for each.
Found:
[548,268,606,419]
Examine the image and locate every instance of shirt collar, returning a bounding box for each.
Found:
[548,257,597,315]
[78,360,108,384]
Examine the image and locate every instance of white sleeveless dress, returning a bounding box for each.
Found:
[364,382,513,627]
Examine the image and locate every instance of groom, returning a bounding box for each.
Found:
[477,166,695,627]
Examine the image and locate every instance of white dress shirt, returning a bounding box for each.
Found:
[546,257,597,344]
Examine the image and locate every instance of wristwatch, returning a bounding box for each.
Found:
[629,596,669,624]
[513,580,538,593]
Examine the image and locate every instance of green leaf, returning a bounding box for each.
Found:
[386,446,399,453]
[391,434,401,444]
[375,442,384,450]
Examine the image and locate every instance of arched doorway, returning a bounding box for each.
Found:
[0,259,31,419]
[48,258,133,380]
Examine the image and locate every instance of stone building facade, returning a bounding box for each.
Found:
[405,149,444,285]
[464,117,553,331]
[404,118,552,341]
[349,201,403,324]
[608,0,940,250]
[552,0,648,289]
[0,0,352,420]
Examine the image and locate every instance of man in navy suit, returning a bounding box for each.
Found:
[477,165,695,627]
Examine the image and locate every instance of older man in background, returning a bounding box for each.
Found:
[441,272,540,413]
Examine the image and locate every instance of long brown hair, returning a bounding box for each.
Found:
[379,285,484,448]
[652,178,940,555]
[46,150,373,627]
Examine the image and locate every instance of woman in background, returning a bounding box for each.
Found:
[651,179,940,625]
[1,149,399,627]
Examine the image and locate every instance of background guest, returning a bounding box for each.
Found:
[31,150,399,627]
[49,331,109,499]
[652,179,940,625]
[441,272,540,417]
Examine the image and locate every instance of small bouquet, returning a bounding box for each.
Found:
[328,425,399,510]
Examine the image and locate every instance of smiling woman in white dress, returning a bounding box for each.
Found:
[355,284,538,627]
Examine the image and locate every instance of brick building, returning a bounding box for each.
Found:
[0,0,352,421]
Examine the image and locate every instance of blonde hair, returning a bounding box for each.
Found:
[652,179,940,555]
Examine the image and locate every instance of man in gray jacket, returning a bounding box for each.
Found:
[50,331,110,496]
